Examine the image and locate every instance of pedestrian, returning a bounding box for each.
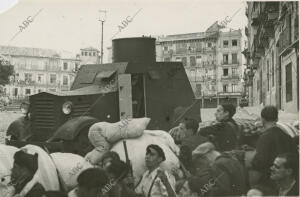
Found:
[250,106,297,186]
[134,144,177,197]
[198,104,239,151]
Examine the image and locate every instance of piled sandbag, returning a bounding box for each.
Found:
[50,153,93,191]
[19,145,59,196]
[111,130,180,185]
[85,117,150,165]
[0,145,18,197]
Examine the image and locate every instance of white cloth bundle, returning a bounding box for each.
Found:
[111,130,180,185]
[50,152,93,191]
[85,117,150,165]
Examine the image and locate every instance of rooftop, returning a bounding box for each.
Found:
[0,45,78,60]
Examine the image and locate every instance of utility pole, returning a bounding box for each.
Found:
[99,10,107,64]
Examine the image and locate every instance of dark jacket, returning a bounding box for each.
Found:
[252,126,297,182]
[198,119,238,152]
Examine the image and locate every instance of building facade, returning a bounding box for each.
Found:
[244,2,299,113]
[0,46,80,98]
[80,47,100,65]
[156,22,243,106]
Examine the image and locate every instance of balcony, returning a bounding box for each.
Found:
[221,74,240,80]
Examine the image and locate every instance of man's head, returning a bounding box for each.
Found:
[261,105,278,125]
[11,150,38,183]
[215,104,236,122]
[145,144,166,170]
[270,153,299,181]
[181,118,199,136]
[76,168,109,197]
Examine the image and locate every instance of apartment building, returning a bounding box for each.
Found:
[244,2,299,113]
[156,22,243,107]
[0,46,80,98]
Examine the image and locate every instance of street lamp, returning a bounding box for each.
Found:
[99,10,107,64]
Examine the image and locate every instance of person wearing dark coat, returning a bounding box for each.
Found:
[11,150,45,197]
[198,104,239,152]
[250,106,298,186]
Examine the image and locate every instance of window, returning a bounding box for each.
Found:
[223,40,229,48]
[223,69,228,76]
[81,52,84,56]
[89,52,91,56]
[286,63,293,102]
[75,63,79,71]
[232,40,238,46]
[232,68,237,75]
[223,84,228,92]
[163,46,168,51]
[190,56,196,67]
[196,56,202,64]
[175,57,181,62]
[63,62,68,70]
[37,74,43,83]
[223,54,228,64]
[38,89,42,93]
[93,52,96,56]
[63,76,68,85]
[208,42,212,47]
[24,73,32,82]
[182,57,187,67]
[25,89,31,95]
[232,84,238,92]
[85,52,87,56]
[232,53,238,64]
[50,74,56,84]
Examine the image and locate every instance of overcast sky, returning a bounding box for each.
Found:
[0,0,247,62]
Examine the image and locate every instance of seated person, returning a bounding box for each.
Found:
[198,104,239,151]
[11,150,45,197]
[135,144,176,197]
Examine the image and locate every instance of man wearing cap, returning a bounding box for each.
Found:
[135,144,177,197]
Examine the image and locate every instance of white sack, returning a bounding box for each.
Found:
[50,152,93,191]
[111,130,180,185]
[86,117,150,165]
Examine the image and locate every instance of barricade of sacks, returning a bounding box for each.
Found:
[0,117,181,196]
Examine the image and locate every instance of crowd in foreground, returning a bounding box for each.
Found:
[6,105,299,197]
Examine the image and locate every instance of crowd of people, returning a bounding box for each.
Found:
[6,104,299,197]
